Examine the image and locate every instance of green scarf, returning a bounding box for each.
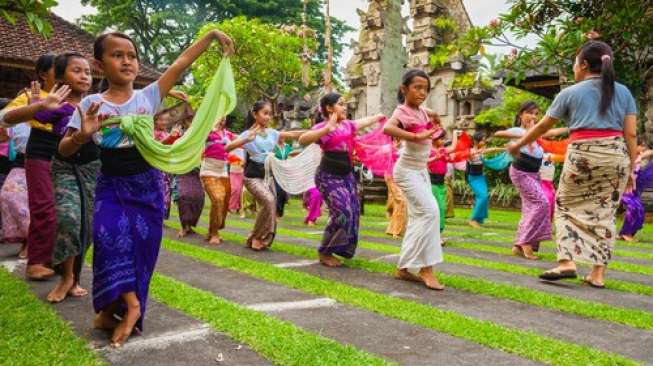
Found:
[114,58,236,174]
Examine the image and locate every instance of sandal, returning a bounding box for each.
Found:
[539,268,577,281]
[582,276,605,289]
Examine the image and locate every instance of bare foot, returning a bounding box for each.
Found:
[418,268,445,290]
[111,305,141,348]
[392,234,400,239]
[68,284,88,297]
[47,276,75,303]
[307,221,316,226]
[208,235,222,246]
[440,237,447,247]
[319,253,343,267]
[239,212,246,218]
[94,312,119,331]
[468,220,481,229]
[619,234,636,242]
[18,244,27,259]
[26,264,55,281]
[394,269,423,283]
[177,228,188,238]
[250,239,266,251]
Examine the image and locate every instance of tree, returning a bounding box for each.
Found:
[1,0,57,37]
[474,86,551,128]
[188,17,320,123]
[79,0,351,70]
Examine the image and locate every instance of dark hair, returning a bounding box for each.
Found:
[245,100,271,129]
[314,92,341,124]
[35,54,56,84]
[513,101,539,127]
[397,69,431,103]
[472,130,485,143]
[93,32,139,62]
[54,52,87,81]
[576,41,615,115]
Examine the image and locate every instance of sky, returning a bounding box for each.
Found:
[52,0,531,68]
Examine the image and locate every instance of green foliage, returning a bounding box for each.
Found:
[79,0,351,71]
[1,0,56,37]
[190,17,319,112]
[450,72,493,90]
[474,86,551,128]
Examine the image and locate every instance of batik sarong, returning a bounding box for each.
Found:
[467,174,488,224]
[0,168,29,242]
[510,165,551,252]
[315,169,360,259]
[303,187,323,224]
[394,165,442,269]
[555,137,629,265]
[541,180,556,221]
[385,175,407,236]
[52,159,100,266]
[176,169,205,227]
[243,177,276,247]
[92,167,164,331]
[161,173,172,219]
[201,176,230,236]
[241,187,257,214]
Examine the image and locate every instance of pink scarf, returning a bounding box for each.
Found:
[391,104,441,145]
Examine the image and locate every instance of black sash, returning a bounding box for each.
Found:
[25,128,61,160]
[56,142,100,165]
[466,163,484,176]
[100,147,150,176]
[244,155,265,179]
[429,172,445,185]
[512,153,542,173]
[319,151,352,176]
[9,153,25,169]
[0,155,9,175]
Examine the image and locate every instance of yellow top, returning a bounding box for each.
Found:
[3,90,52,132]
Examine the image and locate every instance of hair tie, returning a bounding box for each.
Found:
[601,54,611,62]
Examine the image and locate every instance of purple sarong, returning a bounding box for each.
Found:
[619,192,644,237]
[315,169,359,258]
[510,165,551,251]
[176,169,205,227]
[92,167,164,331]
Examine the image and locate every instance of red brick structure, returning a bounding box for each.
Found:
[0,13,159,99]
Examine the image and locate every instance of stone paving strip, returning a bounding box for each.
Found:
[163,226,653,364]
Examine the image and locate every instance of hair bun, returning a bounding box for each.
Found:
[601,54,611,62]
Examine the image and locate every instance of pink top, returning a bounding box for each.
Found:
[312,120,358,152]
[391,105,437,145]
[203,129,234,160]
[0,128,8,157]
[428,147,448,175]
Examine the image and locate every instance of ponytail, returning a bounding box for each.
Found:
[245,100,271,129]
[315,92,341,125]
[577,40,615,115]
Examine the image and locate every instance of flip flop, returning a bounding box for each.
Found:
[539,268,577,281]
[583,276,605,289]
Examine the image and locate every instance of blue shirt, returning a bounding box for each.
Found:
[546,79,637,130]
[67,82,162,148]
[507,127,543,158]
[239,128,280,164]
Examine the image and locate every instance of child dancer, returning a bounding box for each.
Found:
[226,101,303,251]
[58,30,234,347]
[200,117,234,245]
[383,70,445,290]
[273,136,293,219]
[0,54,57,280]
[466,131,489,228]
[298,93,384,267]
[228,147,245,215]
[427,131,458,235]
[175,117,205,238]
[508,41,636,287]
[540,154,556,221]
[303,187,323,225]
[385,138,406,238]
[496,102,567,260]
[619,140,653,241]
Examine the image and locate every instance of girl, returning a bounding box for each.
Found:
[540,155,557,221]
[383,70,445,290]
[298,93,384,267]
[10,53,99,303]
[0,122,31,257]
[496,102,567,260]
[273,136,294,219]
[618,140,653,241]
[58,30,233,347]
[427,131,458,235]
[466,131,490,228]
[0,54,57,280]
[226,101,303,251]
[200,117,233,245]
[507,41,637,288]
[385,138,406,238]
[175,117,205,238]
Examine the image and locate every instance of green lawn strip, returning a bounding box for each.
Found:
[212,217,653,295]
[161,237,641,366]
[0,268,105,366]
[165,220,653,332]
[150,274,393,366]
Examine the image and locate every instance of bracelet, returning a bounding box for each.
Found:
[71,132,88,145]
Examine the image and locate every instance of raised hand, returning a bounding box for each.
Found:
[25,81,42,104]
[168,90,188,102]
[415,127,439,140]
[78,102,103,138]
[40,84,72,111]
[212,30,235,56]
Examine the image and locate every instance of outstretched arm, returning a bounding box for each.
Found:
[279,129,306,141]
[354,113,385,130]
[1,83,71,126]
[59,102,103,157]
[445,130,460,153]
[157,30,234,99]
[542,127,569,138]
[506,115,558,157]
